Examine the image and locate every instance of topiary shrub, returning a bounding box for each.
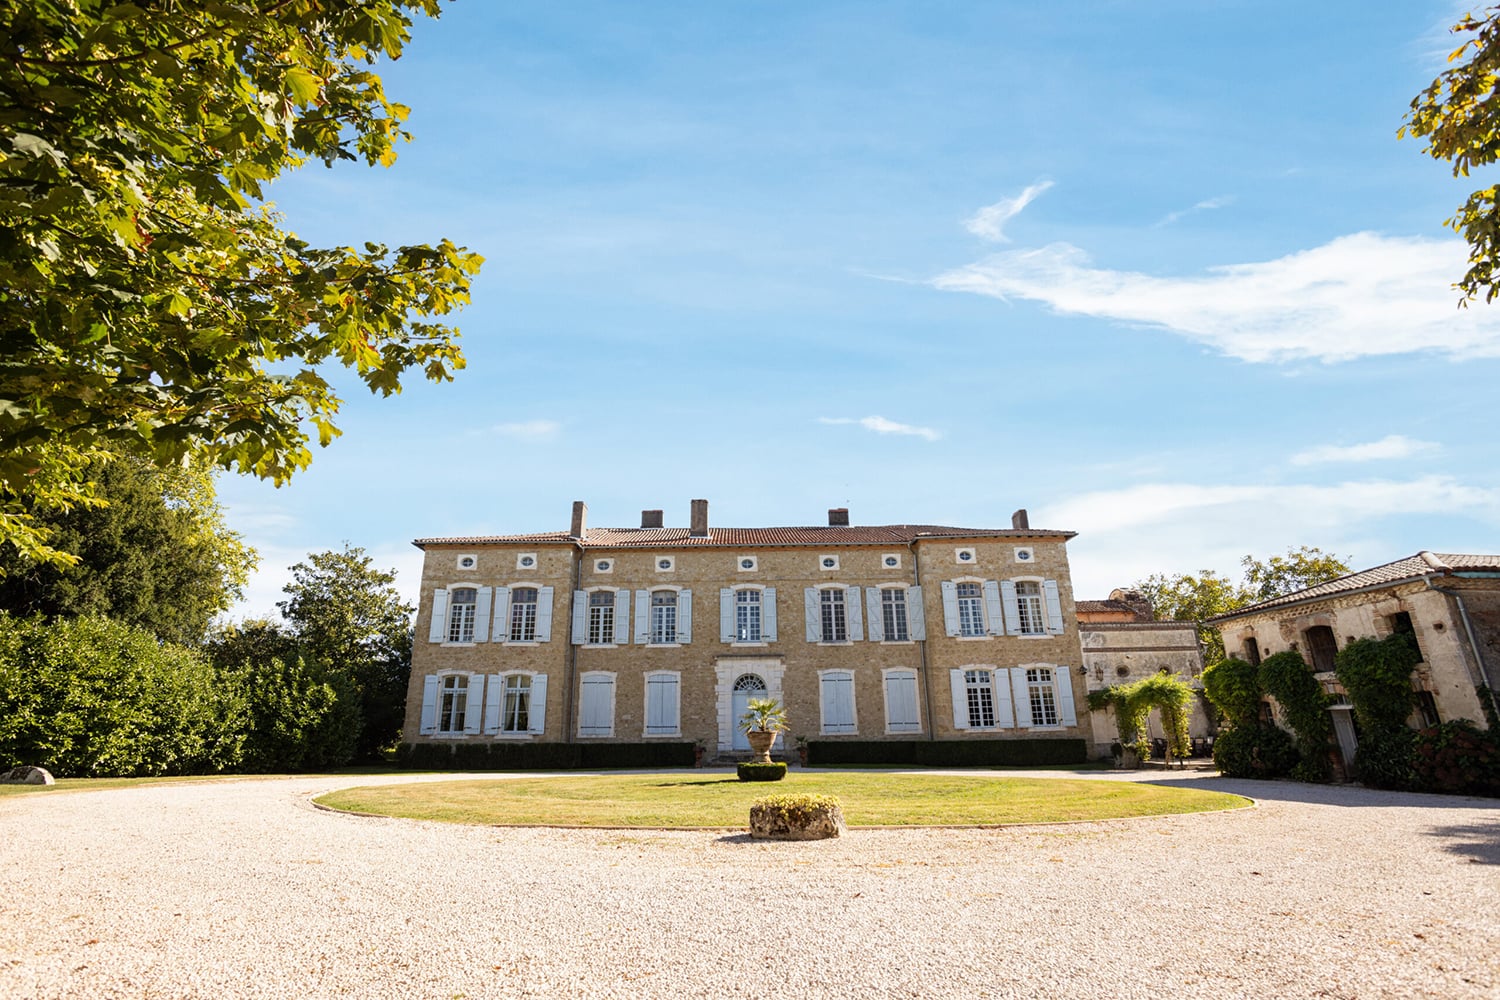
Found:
[1257,651,1332,782]
[1211,723,1299,779]
[1202,658,1261,728]
[737,761,788,782]
[749,792,844,839]
[1412,720,1500,796]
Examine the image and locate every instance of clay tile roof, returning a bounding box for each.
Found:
[414,524,1075,548]
[1077,599,1136,615]
[1209,551,1500,622]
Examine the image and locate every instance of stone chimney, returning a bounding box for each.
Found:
[641,509,664,529]
[1011,508,1030,530]
[828,507,850,526]
[689,498,709,538]
[569,501,588,539]
[1109,588,1154,622]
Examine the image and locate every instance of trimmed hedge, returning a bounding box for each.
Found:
[737,761,788,782]
[807,738,1087,767]
[395,740,695,771]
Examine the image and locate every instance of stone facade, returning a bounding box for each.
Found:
[404,501,1095,759]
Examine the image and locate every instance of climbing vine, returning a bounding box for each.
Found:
[1088,671,1194,764]
[1257,651,1332,782]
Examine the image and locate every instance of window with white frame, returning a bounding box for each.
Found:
[735,588,762,642]
[650,591,678,644]
[447,587,477,643]
[644,672,680,735]
[820,588,848,642]
[884,670,921,733]
[882,588,910,641]
[965,669,997,729]
[1015,581,1047,635]
[438,674,469,732]
[1027,667,1059,726]
[820,671,856,734]
[509,587,539,641]
[578,673,614,737]
[587,590,615,645]
[956,582,985,637]
[501,674,532,733]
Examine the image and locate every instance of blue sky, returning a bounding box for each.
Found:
[219,0,1500,618]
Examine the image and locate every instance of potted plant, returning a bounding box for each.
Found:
[794,734,809,767]
[739,697,788,764]
[693,739,706,768]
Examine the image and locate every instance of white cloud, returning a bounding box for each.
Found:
[1290,435,1441,467]
[819,415,941,441]
[963,181,1054,243]
[225,542,424,625]
[491,419,561,440]
[932,232,1500,363]
[1154,194,1234,228]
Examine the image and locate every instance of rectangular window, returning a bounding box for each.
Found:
[645,673,680,735]
[1015,581,1046,635]
[587,591,614,645]
[578,674,613,737]
[509,588,539,642]
[438,674,468,732]
[735,589,762,642]
[820,589,848,642]
[502,674,531,733]
[650,591,678,645]
[884,670,921,733]
[957,583,985,637]
[447,588,477,643]
[881,589,909,641]
[964,670,996,729]
[820,672,857,734]
[1027,667,1059,727]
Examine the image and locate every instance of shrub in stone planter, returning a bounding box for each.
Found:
[749,793,845,840]
[736,761,787,782]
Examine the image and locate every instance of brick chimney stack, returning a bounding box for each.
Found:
[689,499,709,537]
[570,500,587,539]
[641,509,664,529]
[1011,508,1030,530]
[828,508,850,526]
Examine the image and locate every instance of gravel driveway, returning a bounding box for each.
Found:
[2,768,1497,999]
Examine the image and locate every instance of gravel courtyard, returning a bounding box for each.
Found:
[2,769,1498,999]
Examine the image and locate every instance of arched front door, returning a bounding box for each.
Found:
[731,673,767,751]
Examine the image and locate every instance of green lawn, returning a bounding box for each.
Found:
[314,773,1250,828]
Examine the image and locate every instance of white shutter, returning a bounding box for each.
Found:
[886,672,920,733]
[821,673,856,734]
[473,587,492,643]
[949,669,969,729]
[805,588,820,642]
[419,675,439,733]
[940,581,960,636]
[720,588,735,643]
[1055,666,1078,726]
[645,673,680,735]
[534,587,554,642]
[1043,580,1065,634]
[865,588,884,642]
[985,580,1007,635]
[634,590,650,644]
[428,590,448,643]
[763,587,778,641]
[571,590,589,645]
[579,674,614,737]
[490,586,511,641]
[528,675,548,734]
[994,671,1016,728]
[677,590,692,643]
[483,674,502,734]
[846,588,863,642]
[463,673,484,734]
[998,580,1021,635]
[908,586,926,640]
[1010,667,1032,728]
[613,589,631,644]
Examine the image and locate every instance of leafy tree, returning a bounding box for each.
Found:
[222,654,361,772]
[1401,6,1500,302]
[0,455,256,644]
[1241,546,1352,603]
[0,1,483,567]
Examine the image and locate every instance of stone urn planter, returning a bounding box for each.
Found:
[738,697,789,764]
[745,729,778,764]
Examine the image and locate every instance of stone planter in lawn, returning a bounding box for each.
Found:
[749,793,845,841]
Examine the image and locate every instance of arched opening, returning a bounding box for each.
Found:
[731,673,767,750]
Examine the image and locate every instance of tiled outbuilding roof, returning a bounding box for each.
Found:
[414,524,1075,548]
[1209,551,1500,623]
[1077,599,1137,616]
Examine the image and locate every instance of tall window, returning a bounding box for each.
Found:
[509,588,539,641]
[736,588,762,642]
[956,583,985,637]
[1015,581,1046,635]
[447,587,477,643]
[1243,636,1262,667]
[882,588,909,641]
[1026,667,1059,726]
[820,588,847,642]
[650,591,678,644]
[438,674,468,732]
[502,674,531,733]
[1305,625,1338,673]
[587,590,614,645]
[964,669,996,729]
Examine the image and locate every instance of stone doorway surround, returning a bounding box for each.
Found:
[714,656,785,752]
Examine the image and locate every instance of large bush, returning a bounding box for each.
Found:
[1211,724,1299,779]
[1412,721,1500,796]
[1202,658,1261,727]
[224,656,362,772]
[1335,634,1421,734]
[1257,651,1332,782]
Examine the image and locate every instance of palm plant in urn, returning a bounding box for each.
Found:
[738,697,789,763]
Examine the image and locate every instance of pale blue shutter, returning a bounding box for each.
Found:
[998,580,1021,635]
[528,675,548,734]
[720,588,735,643]
[613,589,631,644]
[571,591,589,645]
[490,586,511,642]
[886,672,920,732]
[949,669,969,729]
[940,581,960,636]
[677,590,692,643]
[846,588,863,642]
[865,588,883,642]
[463,673,485,734]
[633,590,650,644]
[534,587,554,642]
[985,580,1006,635]
[483,674,502,734]
[908,586,926,640]
[428,590,448,643]
[579,674,613,736]
[419,675,439,733]
[1055,666,1078,726]
[994,671,1016,728]
[821,673,856,734]
[1043,580,1065,634]
[646,673,680,734]
[763,587,778,641]
[1010,667,1032,728]
[473,587,492,643]
[804,588,820,642]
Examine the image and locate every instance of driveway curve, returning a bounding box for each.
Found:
[2,769,1497,999]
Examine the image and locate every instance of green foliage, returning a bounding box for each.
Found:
[1241,547,1353,603]
[223,656,361,772]
[1201,657,1262,728]
[0,0,483,566]
[0,614,233,776]
[0,455,255,643]
[806,738,1087,767]
[751,793,839,821]
[736,762,788,782]
[1412,720,1500,797]
[738,697,788,734]
[1335,634,1421,736]
[1353,726,1418,791]
[1134,673,1195,762]
[1257,651,1332,782]
[1402,8,1500,302]
[1210,723,1299,780]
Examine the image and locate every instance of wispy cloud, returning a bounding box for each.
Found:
[491,419,562,440]
[932,232,1500,363]
[1154,194,1234,228]
[964,181,1054,243]
[819,415,941,441]
[1291,435,1441,467]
